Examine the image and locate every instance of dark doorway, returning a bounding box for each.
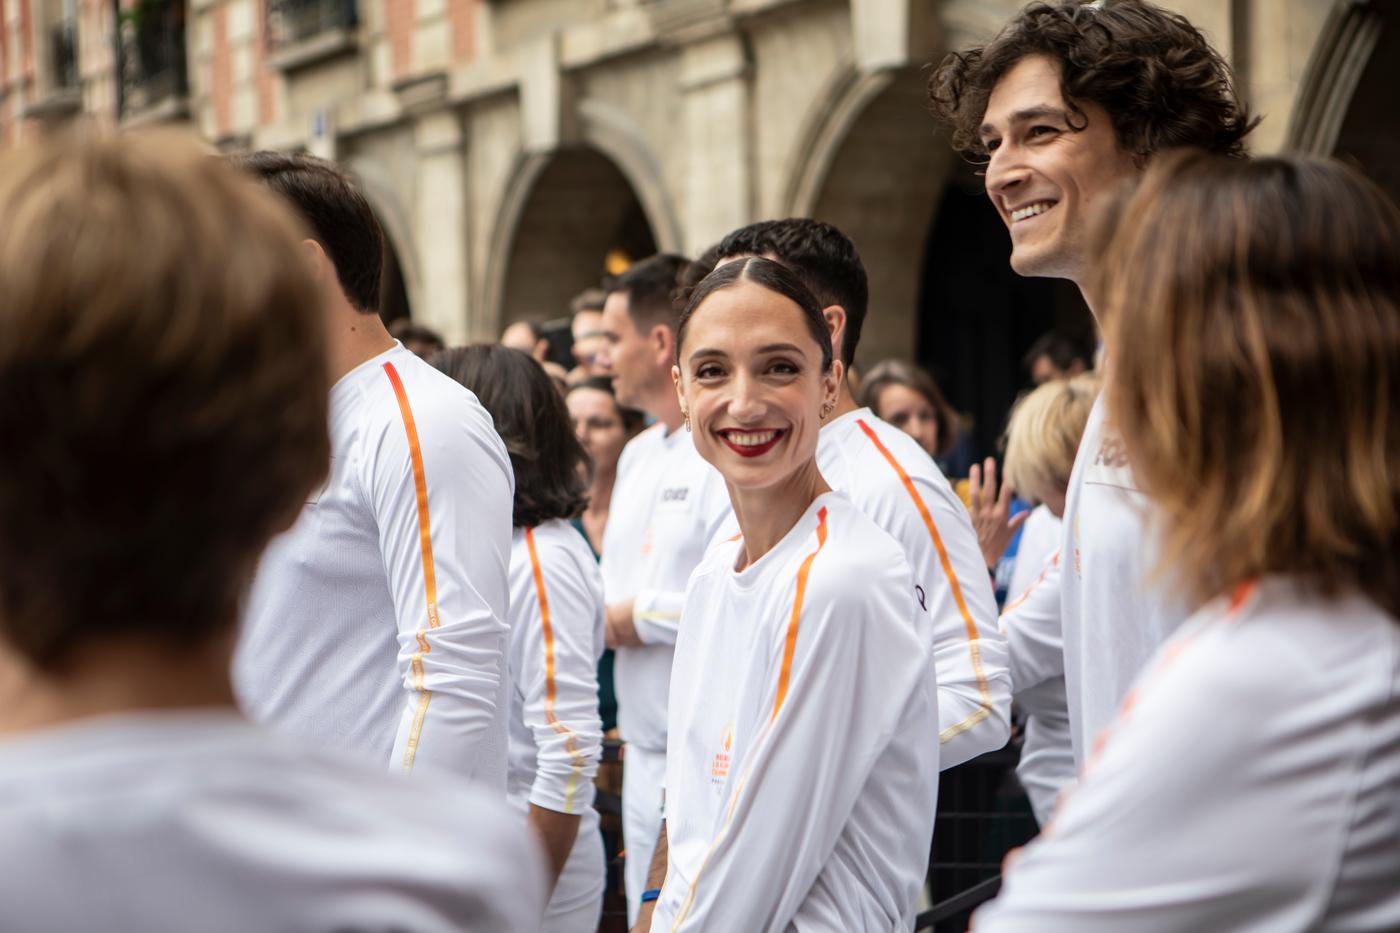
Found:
[916,162,1094,464]
[1332,3,1400,203]
[378,232,412,326]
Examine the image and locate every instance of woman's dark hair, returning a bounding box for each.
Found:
[928,0,1257,162]
[676,257,834,372]
[432,345,590,528]
[567,375,646,436]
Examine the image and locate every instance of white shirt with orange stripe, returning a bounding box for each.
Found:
[0,711,546,933]
[236,343,514,787]
[819,408,1011,769]
[600,422,732,754]
[1059,396,1188,764]
[975,578,1400,931]
[652,493,939,933]
[998,547,1073,826]
[507,520,606,920]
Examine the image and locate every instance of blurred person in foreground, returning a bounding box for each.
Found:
[975,151,1400,932]
[636,257,938,932]
[929,0,1257,766]
[0,127,543,932]
[436,346,607,933]
[596,254,733,923]
[232,153,515,788]
[858,358,961,466]
[709,219,1011,772]
[970,374,1098,827]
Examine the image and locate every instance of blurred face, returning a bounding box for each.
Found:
[598,291,666,411]
[980,55,1138,284]
[674,280,841,493]
[567,387,627,477]
[876,383,939,457]
[501,322,540,357]
[571,310,607,375]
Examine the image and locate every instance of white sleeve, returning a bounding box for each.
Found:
[368,377,512,778]
[665,559,930,931]
[632,479,734,646]
[972,622,1336,932]
[998,550,1064,693]
[891,474,1013,768]
[518,530,603,813]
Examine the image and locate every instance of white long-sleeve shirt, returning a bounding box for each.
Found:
[1059,396,1187,764]
[599,423,731,752]
[506,520,606,912]
[975,578,1400,931]
[235,343,514,785]
[653,493,940,932]
[1007,504,1059,601]
[819,408,1011,769]
[999,548,1073,826]
[0,710,546,933]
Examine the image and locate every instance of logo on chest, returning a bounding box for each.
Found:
[660,486,691,504]
[710,721,734,786]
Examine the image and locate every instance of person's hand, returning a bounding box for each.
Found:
[605,600,643,648]
[968,457,1028,570]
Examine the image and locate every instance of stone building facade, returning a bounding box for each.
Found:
[2,0,1396,443]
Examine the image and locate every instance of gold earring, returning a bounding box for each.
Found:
[683,412,691,432]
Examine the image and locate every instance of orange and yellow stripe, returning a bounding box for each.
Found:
[856,419,995,744]
[525,526,588,812]
[385,361,441,772]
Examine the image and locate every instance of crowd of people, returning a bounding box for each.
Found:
[0,1,1396,932]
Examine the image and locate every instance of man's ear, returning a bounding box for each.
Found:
[302,238,330,284]
[653,324,676,367]
[822,305,848,363]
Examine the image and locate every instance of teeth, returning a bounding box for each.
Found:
[1010,202,1054,222]
[728,430,778,446]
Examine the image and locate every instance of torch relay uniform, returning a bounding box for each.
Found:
[818,408,1010,768]
[235,342,515,785]
[599,422,731,920]
[1060,396,1187,764]
[507,520,608,932]
[998,547,1074,827]
[653,493,940,933]
[0,710,547,933]
[975,578,1400,931]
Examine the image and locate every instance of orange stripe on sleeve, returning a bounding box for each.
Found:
[525,526,589,812]
[856,419,994,743]
[1002,550,1061,616]
[384,361,441,772]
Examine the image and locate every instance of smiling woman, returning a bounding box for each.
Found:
[634,256,941,933]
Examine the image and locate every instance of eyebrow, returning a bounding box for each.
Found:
[686,342,805,363]
[979,105,1068,139]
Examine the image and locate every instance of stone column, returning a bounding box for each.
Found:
[678,28,750,255]
[413,107,471,343]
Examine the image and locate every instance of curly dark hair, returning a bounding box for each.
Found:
[431,345,591,528]
[928,0,1257,162]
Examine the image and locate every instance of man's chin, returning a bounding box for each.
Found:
[1009,245,1076,281]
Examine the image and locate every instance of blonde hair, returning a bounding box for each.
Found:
[1002,373,1099,503]
[1092,150,1400,616]
[0,125,330,667]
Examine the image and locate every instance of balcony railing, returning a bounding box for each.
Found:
[119,0,188,118]
[50,21,79,91]
[266,0,356,52]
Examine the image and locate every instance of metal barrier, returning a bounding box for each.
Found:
[118,0,187,116]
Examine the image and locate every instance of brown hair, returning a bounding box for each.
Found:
[0,126,330,668]
[1001,373,1099,502]
[230,151,385,313]
[929,0,1256,162]
[858,359,961,459]
[1094,150,1400,616]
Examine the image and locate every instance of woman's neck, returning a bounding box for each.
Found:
[588,465,616,517]
[730,459,831,570]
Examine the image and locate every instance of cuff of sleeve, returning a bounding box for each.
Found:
[631,590,680,645]
[528,777,598,815]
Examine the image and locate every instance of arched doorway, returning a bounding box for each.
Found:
[378,232,412,326]
[916,162,1092,462]
[498,146,658,331]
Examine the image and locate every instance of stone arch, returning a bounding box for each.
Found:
[1290,0,1400,201]
[782,65,956,369]
[486,145,660,336]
